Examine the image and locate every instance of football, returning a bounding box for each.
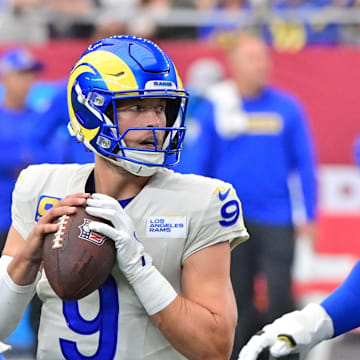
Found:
[43,206,116,301]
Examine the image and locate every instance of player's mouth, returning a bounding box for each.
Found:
[139,135,163,150]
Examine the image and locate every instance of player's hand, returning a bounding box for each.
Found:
[238,303,334,360]
[0,341,11,354]
[24,193,90,264]
[86,193,149,282]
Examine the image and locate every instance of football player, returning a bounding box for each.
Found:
[0,35,249,359]
[238,259,360,360]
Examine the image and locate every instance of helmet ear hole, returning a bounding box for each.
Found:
[105,107,113,123]
[104,102,116,125]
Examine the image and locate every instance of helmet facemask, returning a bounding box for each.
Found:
[74,88,188,176]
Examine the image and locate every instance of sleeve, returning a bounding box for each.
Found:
[321,260,360,337]
[287,98,318,221]
[182,181,249,263]
[11,166,39,240]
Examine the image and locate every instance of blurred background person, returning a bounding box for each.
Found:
[173,57,225,174]
[197,0,251,41]
[175,31,318,360]
[0,47,50,356]
[0,47,45,254]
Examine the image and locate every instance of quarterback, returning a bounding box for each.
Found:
[0,36,249,359]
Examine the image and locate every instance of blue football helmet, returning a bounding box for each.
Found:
[67,35,189,176]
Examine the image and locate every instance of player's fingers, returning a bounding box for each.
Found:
[57,193,90,207]
[89,221,118,241]
[270,338,296,357]
[33,222,60,238]
[87,197,118,210]
[89,193,118,209]
[238,344,265,360]
[38,194,90,224]
[85,206,115,222]
[0,341,11,354]
[38,204,77,224]
[238,344,259,360]
[238,332,272,360]
[90,193,113,201]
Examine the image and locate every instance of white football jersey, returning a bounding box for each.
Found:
[12,163,249,360]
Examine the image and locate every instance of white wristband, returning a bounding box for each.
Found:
[0,256,41,340]
[129,259,177,316]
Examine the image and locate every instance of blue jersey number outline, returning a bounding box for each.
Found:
[60,275,119,360]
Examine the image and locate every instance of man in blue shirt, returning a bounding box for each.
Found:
[176,31,317,360]
[0,48,47,254]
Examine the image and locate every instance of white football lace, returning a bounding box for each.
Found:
[52,215,70,249]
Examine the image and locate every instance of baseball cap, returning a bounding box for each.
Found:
[0,48,43,75]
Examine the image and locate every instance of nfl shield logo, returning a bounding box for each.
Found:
[78,219,106,246]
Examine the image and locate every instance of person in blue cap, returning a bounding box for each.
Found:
[0,47,49,358]
[0,47,45,255]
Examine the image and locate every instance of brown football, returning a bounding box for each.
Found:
[43,206,116,301]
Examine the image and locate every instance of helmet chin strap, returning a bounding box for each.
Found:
[117,158,159,177]
[102,153,160,177]
[114,143,165,176]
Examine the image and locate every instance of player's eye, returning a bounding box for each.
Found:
[155,105,166,114]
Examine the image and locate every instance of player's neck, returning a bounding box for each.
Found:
[93,156,150,200]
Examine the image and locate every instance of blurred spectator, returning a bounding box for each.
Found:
[176,31,318,360]
[194,0,219,11]
[354,134,360,166]
[0,49,93,357]
[265,0,343,51]
[7,0,104,40]
[31,83,94,164]
[0,47,45,253]
[89,20,127,44]
[339,0,360,45]
[127,0,197,39]
[46,0,98,39]
[173,57,225,174]
[197,0,251,41]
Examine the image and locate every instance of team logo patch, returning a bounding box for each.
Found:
[78,219,106,245]
[146,216,187,238]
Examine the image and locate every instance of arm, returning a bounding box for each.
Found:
[86,193,237,360]
[152,242,237,360]
[4,193,90,285]
[238,260,360,359]
[0,194,89,341]
[321,259,360,337]
[238,303,333,360]
[288,102,317,223]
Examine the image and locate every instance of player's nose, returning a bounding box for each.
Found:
[143,108,165,128]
